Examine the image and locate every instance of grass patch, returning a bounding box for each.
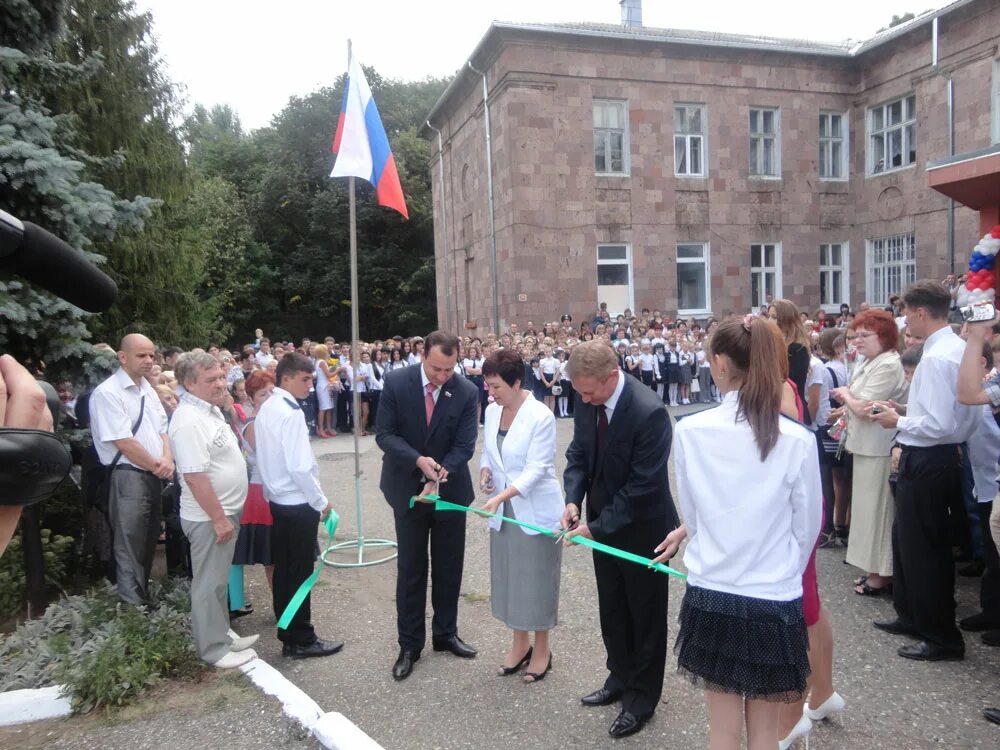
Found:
[0,579,205,713]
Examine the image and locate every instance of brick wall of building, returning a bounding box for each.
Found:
[428,0,999,331]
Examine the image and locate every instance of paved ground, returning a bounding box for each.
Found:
[6,404,1000,749]
[230,405,999,750]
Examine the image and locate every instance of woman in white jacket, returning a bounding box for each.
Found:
[480,348,563,684]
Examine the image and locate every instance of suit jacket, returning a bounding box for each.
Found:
[375,365,478,512]
[479,394,565,535]
[564,373,680,541]
[844,350,908,457]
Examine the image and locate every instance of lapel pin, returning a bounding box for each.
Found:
[444,390,452,398]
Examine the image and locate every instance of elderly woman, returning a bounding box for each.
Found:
[480,348,563,683]
[831,309,908,596]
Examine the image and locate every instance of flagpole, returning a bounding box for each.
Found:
[324,41,397,569]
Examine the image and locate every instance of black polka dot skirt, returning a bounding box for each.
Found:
[674,584,810,703]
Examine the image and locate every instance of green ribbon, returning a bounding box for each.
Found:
[409,496,686,580]
[276,510,340,631]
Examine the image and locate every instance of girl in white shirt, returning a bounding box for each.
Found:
[538,347,560,414]
[354,351,375,436]
[638,341,657,391]
[651,316,822,750]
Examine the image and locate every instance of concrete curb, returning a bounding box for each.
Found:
[0,685,73,726]
[240,657,384,750]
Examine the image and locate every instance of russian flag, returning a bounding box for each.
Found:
[331,53,409,219]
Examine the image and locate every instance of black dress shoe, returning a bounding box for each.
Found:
[959,612,1000,632]
[609,710,651,739]
[392,649,421,681]
[981,629,1000,647]
[432,635,477,658]
[281,638,344,659]
[959,560,986,577]
[897,641,964,661]
[985,707,1000,725]
[581,687,623,706]
[873,618,918,636]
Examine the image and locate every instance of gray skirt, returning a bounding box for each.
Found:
[489,500,562,631]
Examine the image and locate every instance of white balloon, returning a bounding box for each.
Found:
[982,238,1000,255]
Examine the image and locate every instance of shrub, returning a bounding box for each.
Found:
[0,529,75,618]
[0,579,204,713]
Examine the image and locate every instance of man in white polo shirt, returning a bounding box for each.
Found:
[170,352,257,669]
[89,334,172,604]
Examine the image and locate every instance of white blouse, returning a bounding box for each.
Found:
[674,391,822,601]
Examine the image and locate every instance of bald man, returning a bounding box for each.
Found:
[90,334,173,603]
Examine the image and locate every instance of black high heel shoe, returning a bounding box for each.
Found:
[498,647,532,676]
[523,652,553,684]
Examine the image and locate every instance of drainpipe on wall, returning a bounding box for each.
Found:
[468,60,500,336]
[426,121,453,331]
[932,17,956,274]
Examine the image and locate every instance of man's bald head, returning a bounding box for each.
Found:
[120,333,154,354]
[117,334,156,382]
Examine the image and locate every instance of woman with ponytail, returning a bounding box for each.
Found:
[651,316,822,750]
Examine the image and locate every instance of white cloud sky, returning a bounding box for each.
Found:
[136,0,935,130]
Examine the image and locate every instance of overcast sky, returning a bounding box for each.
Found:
[136,0,934,131]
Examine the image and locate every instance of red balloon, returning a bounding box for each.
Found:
[968,279,977,291]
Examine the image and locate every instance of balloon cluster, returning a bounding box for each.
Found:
[956,225,1000,307]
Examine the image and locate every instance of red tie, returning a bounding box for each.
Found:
[425,383,437,426]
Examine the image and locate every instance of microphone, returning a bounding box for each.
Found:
[0,209,118,312]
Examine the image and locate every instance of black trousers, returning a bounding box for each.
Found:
[977,500,1000,622]
[892,444,964,651]
[270,502,320,646]
[393,500,467,650]
[589,512,670,717]
[336,387,353,432]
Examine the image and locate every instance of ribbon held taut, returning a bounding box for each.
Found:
[409,496,687,580]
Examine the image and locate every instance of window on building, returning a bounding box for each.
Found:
[819,243,849,310]
[597,244,633,315]
[676,243,711,314]
[819,112,848,180]
[749,107,780,177]
[868,95,916,175]
[992,60,1000,145]
[867,233,916,306]
[750,243,781,309]
[593,100,629,175]
[674,104,706,177]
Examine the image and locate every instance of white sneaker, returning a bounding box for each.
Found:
[806,691,845,721]
[227,628,260,652]
[212,648,257,669]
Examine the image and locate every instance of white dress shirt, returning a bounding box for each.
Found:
[805,356,830,431]
[169,392,249,522]
[603,369,626,422]
[968,405,1000,504]
[354,361,374,393]
[896,325,979,447]
[89,367,168,466]
[675,391,823,601]
[255,386,328,512]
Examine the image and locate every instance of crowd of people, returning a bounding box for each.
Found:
[48,277,1000,745]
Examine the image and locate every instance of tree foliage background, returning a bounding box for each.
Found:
[1,0,447,377]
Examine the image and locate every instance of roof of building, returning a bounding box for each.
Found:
[421,0,976,135]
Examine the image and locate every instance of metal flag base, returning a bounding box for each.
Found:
[322,537,398,568]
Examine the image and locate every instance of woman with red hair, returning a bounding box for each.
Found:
[831,309,908,597]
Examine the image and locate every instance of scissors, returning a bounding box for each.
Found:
[553,516,580,544]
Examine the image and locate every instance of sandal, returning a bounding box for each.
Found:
[855,580,892,596]
[523,652,553,684]
[498,647,532,676]
[854,574,869,587]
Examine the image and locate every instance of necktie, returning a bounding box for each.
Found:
[425,383,437,426]
[590,405,609,513]
[596,404,609,455]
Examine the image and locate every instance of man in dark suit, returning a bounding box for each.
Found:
[561,340,679,739]
[376,330,480,681]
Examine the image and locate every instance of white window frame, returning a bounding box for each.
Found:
[866,233,916,306]
[596,243,634,315]
[819,242,850,312]
[593,99,630,176]
[674,103,707,178]
[749,107,781,178]
[819,111,849,181]
[676,242,712,316]
[992,59,1000,145]
[867,94,916,176]
[750,243,782,309]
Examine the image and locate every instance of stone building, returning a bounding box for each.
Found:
[421,0,999,332]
